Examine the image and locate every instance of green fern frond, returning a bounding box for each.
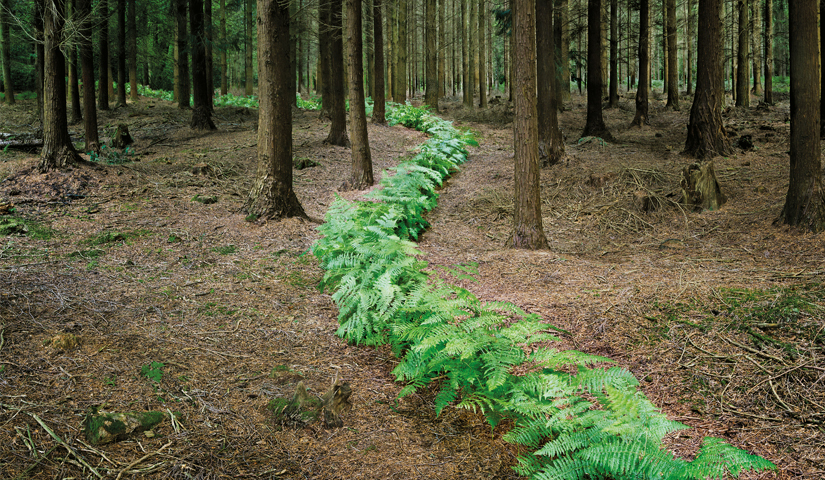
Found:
[684,437,777,479]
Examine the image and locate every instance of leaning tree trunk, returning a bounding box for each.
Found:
[0,0,15,105]
[324,0,350,147]
[40,0,82,172]
[537,0,564,165]
[245,0,307,221]
[512,0,549,250]
[98,0,109,110]
[631,0,650,126]
[780,0,825,231]
[79,0,100,153]
[372,0,387,124]
[581,0,613,140]
[346,0,374,189]
[190,0,215,130]
[684,0,731,159]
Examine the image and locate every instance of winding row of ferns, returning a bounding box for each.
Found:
[311,104,775,479]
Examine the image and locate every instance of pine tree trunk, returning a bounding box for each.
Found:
[735,0,749,107]
[319,0,332,117]
[750,0,761,95]
[478,0,487,107]
[372,0,387,123]
[205,0,213,108]
[116,0,127,107]
[631,0,650,126]
[365,0,373,97]
[461,0,470,107]
[79,0,99,153]
[666,0,679,109]
[780,0,825,231]
[325,0,350,147]
[0,0,14,105]
[246,0,307,221]
[686,0,693,94]
[513,0,548,250]
[245,0,254,96]
[346,0,374,189]
[220,0,228,95]
[177,0,190,108]
[98,0,109,110]
[40,0,82,172]
[557,0,570,102]
[581,0,612,140]
[608,0,618,108]
[397,0,407,103]
[69,46,83,123]
[537,0,564,165]
[190,0,215,130]
[684,0,731,158]
[762,0,772,104]
[128,0,138,100]
[424,0,438,108]
[438,0,446,98]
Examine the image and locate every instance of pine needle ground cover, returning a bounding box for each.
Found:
[312,104,775,480]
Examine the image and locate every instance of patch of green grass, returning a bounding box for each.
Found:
[84,229,148,246]
[212,244,236,255]
[68,248,105,259]
[0,215,57,240]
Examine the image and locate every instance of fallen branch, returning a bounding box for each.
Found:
[30,413,103,479]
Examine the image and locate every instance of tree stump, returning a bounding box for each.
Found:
[111,124,134,149]
[269,377,352,428]
[680,161,726,211]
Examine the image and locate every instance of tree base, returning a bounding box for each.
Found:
[111,124,134,149]
[324,130,350,148]
[245,176,308,221]
[510,225,549,250]
[38,146,84,172]
[190,106,216,130]
[680,161,726,211]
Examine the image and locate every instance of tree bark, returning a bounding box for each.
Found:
[190,0,215,130]
[478,0,487,107]
[0,0,14,104]
[116,0,127,107]
[684,0,731,159]
[205,0,213,108]
[98,0,109,110]
[686,0,693,94]
[461,0,470,107]
[438,0,446,98]
[762,0,772,104]
[372,0,387,124]
[424,0,438,109]
[608,0,618,108]
[245,0,308,221]
[750,0,761,95]
[556,0,570,102]
[346,0,374,189]
[735,0,749,107]
[631,0,650,126]
[396,0,408,103]
[537,0,564,165]
[245,0,254,96]
[581,0,612,140]
[177,0,190,108]
[513,0,548,250]
[128,0,138,101]
[79,0,99,153]
[318,0,332,118]
[325,0,350,147]
[665,0,679,109]
[67,0,82,123]
[39,0,82,172]
[780,0,825,231]
[220,0,228,95]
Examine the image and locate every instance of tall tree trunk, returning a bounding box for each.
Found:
[762,0,772,104]
[608,0,618,107]
[191,0,215,129]
[373,0,387,123]
[0,0,14,104]
[98,0,109,110]
[40,0,82,171]
[661,0,667,94]
[684,0,731,158]
[513,0,548,250]
[461,0,470,106]
[205,0,213,108]
[388,0,395,100]
[245,0,307,220]
[821,0,825,135]
[537,0,564,164]
[67,0,82,123]
[325,0,350,146]
[245,0,254,96]
[220,0,228,95]
[78,0,99,153]
[558,0,570,101]
[424,0,438,108]
[582,0,612,140]
[469,0,476,103]
[631,0,650,126]
[289,0,297,106]
[365,0,373,97]
[438,0,446,98]
[478,0,487,107]
[735,0,749,107]
[177,0,190,108]
[397,0,407,102]
[665,0,679,109]
[319,0,332,117]
[780,0,825,231]
[750,0,761,95]
[116,0,127,107]
[347,0,374,189]
[686,0,693,94]
[128,0,138,100]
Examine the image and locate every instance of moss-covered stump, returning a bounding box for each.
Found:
[680,161,727,211]
[83,411,165,445]
[111,124,134,149]
[269,379,352,428]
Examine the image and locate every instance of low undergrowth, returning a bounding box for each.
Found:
[312,104,776,479]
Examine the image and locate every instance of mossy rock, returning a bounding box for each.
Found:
[83,411,165,445]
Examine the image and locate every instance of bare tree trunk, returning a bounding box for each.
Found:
[128,0,138,100]
[537,0,564,164]
[346,0,374,189]
[735,0,749,107]
[461,0,470,106]
[478,0,487,107]
[319,0,332,117]
[581,0,612,140]
[686,0,693,94]
[0,0,14,104]
[424,0,438,108]
[68,35,82,123]
[205,0,213,108]
[631,0,650,126]
[750,0,761,95]
[513,0,548,250]
[78,0,99,153]
[438,0,445,98]
[190,0,215,130]
[684,0,731,158]
[245,0,307,221]
[365,0,373,97]
[780,0,825,231]
[468,0,476,104]
[665,0,679,109]
[220,0,228,95]
[98,0,109,110]
[325,0,350,146]
[40,0,82,171]
[762,0,772,104]
[557,0,570,102]
[373,0,387,123]
[397,0,407,102]
[245,0,254,96]
[608,0,618,107]
[177,0,190,108]
[116,0,127,107]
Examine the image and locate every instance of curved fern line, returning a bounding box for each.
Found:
[311,103,776,479]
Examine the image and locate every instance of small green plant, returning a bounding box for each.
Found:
[0,215,56,240]
[85,231,129,245]
[212,244,236,255]
[89,144,135,165]
[140,361,165,383]
[104,375,117,386]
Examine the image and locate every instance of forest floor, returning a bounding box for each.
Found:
[0,89,822,480]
